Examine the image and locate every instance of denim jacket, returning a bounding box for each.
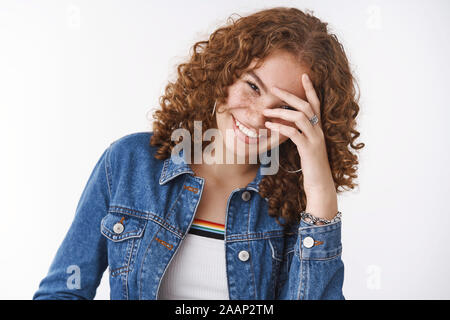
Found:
[33,131,344,300]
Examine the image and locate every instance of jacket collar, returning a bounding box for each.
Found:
[159,147,195,185]
[159,147,271,192]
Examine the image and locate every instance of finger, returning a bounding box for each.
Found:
[270,86,315,120]
[302,73,321,121]
[264,120,306,147]
[264,108,316,138]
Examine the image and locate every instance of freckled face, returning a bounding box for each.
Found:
[215,50,309,159]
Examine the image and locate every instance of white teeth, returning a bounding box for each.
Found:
[235,118,260,138]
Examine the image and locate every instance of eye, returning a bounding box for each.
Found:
[246,81,260,93]
[281,105,295,111]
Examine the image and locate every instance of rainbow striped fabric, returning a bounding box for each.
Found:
[188,218,225,240]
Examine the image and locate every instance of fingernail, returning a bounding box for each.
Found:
[303,73,310,82]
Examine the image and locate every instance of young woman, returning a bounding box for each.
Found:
[33,7,364,300]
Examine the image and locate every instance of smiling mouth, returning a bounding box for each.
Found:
[232,115,262,138]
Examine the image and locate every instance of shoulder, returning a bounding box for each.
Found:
[109,131,155,153]
[108,131,159,158]
[107,131,161,170]
[101,131,168,202]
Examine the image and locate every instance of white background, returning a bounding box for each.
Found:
[1,0,449,300]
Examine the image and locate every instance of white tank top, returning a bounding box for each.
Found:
[157,219,229,300]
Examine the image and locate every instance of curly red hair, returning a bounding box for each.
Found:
[150,6,365,228]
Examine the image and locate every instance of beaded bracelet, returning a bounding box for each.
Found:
[300,210,342,225]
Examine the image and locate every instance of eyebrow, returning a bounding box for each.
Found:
[246,70,288,106]
[246,70,268,93]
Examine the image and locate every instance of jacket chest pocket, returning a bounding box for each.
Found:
[100,212,147,277]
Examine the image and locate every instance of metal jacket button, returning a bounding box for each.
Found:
[303,236,314,248]
[238,250,250,261]
[241,191,251,201]
[113,223,124,234]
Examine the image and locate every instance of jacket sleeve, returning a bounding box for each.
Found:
[277,219,345,300]
[33,145,112,300]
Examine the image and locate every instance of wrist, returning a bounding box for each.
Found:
[300,210,341,225]
[305,189,338,220]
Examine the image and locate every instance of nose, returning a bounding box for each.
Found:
[244,104,268,130]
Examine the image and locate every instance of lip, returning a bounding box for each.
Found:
[231,114,261,145]
[233,116,258,133]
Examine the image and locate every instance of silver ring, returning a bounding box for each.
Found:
[309,114,318,126]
